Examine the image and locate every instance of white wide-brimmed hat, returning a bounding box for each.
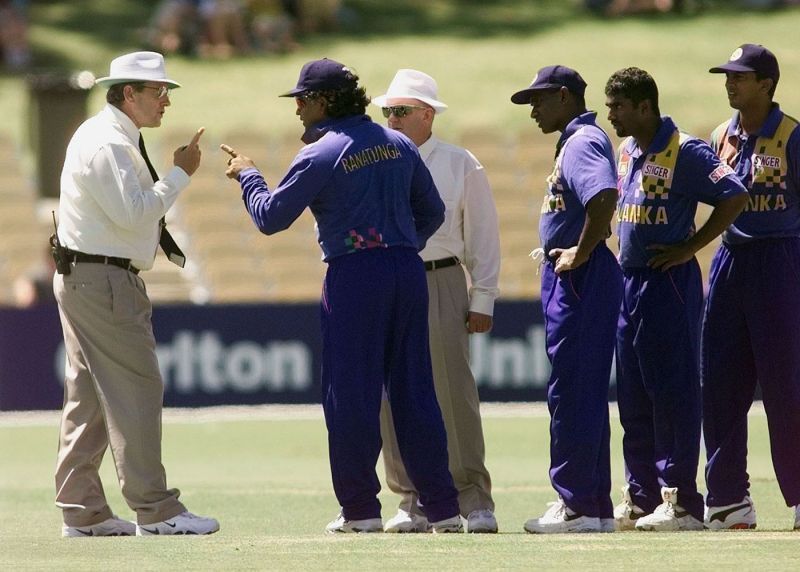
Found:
[372,69,447,114]
[95,51,181,89]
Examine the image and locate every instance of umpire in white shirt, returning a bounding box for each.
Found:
[53,51,218,537]
[374,69,501,533]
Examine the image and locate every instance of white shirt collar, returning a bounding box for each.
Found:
[101,104,141,144]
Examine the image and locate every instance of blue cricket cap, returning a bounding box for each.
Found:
[510,65,587,104]
[709,44,780,84]
[281,58,357,97]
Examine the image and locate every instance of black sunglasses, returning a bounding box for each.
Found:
[381,105,428,118]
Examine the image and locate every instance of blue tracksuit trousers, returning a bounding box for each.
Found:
[541,244,622,518]
[616,260,704,520]
[703,238,800,508]
[320,247,459,522]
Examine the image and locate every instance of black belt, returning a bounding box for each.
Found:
[69,251,140,275]
[424,256,460,271]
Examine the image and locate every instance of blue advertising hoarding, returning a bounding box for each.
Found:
[0,300,591,410]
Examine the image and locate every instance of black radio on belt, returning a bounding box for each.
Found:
[50,211,72,276]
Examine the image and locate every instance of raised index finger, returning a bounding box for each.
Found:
[220,144,238,158]
[189,127,205,147]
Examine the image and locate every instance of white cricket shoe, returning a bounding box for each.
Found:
[466,509,498,533]
[136,511,220,536]
[383,509,429,533]
[635,487,702,531]
[614,485,648,531]
[325,513,383,534]
[62,515,136,537]
[524,498,601,534]
[794,505,799,531]
[430,515,463,533]
[704,496,757,530]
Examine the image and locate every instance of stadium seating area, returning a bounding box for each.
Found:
[0,128,716,306]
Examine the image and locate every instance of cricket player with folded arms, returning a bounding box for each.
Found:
[702,43,800,531]
[511,65,622,533]
[604,67,747,532]
[54,51,218,537]
[372,69,501,534]
[221,58,462,534]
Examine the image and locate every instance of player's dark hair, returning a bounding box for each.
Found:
[302,69,370,118]
[106,83,145,107]
[605,67,660,116]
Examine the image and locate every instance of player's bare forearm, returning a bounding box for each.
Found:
[647,193,748,271]
[549,188,617,273]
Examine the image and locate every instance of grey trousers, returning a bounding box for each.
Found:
[380,264,494,517]
[53,262,185,526]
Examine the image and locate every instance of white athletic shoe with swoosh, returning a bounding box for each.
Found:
[523,497,601,533]
[136,511,220,536]
[635,487,703,531]
[704,496,757,530]
[62,515,136,537]
[325,513,383,534]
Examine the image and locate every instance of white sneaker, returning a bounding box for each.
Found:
[599,518,615,533]
[383,509,429,533]
[325,513,383,534]
[136,511,220,536]
[794,505,799,531]
[635,487,702,531]
[430,515,463,533]
[466,509,498,533]
[704,496,757,530]
[614,485,648,531]
[62,515,136,537]
[523,498,601,534]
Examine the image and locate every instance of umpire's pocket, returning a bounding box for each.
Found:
[109,269,148,323]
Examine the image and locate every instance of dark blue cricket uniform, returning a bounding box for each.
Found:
[538,112,622,519]
[615,116,746,521]
[237,114,459,522]
[703,105,800,509]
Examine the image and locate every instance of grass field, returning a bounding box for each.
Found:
[1,405,798,570]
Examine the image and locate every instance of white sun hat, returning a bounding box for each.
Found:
[95,51,181,89]
[372,69,448,114]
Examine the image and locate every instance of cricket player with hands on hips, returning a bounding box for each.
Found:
[511,65,622,534]
[54,51,219,537]
[702,44,800,531]
[372,68,501,534]
[604,67,747,532]
[221,58,462,534]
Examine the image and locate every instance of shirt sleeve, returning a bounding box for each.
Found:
[239,148,333,235]
[409,154,445,249]
[83,142,189,230]
[462,163,500,315]
[562,132,617,206]
[674,139,748,204]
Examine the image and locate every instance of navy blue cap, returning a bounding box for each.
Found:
[280,58,357,97]
[510,65,587,104]
[709,44,780,83]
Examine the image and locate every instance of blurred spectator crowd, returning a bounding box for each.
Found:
[0,0,31,71]
[586,0,800,15]
[145,0,344,59]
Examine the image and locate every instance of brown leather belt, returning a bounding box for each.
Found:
[70,251,140,275]
[424,256,459,271]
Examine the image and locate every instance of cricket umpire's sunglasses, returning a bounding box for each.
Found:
[381,105,428,118]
